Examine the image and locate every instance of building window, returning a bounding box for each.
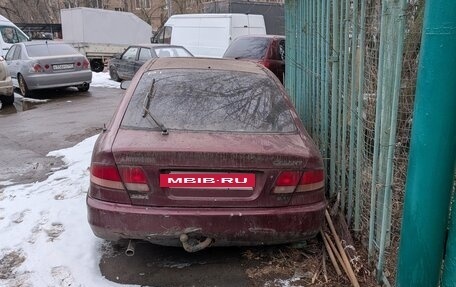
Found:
[114,7,125,11]
[135,0,151,9]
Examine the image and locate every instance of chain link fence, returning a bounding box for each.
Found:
[285,0,423,284]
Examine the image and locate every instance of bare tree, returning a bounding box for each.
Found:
[172,0,203,14]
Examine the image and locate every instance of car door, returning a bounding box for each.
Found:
[135,48,152,74]
[117,47,139,80]
[5,45,20,83]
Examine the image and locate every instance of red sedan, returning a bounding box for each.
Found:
[87,57,325,252]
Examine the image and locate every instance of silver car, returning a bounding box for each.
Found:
[5,41,92,97]
[0,56,14,105]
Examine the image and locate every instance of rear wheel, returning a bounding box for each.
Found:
[18,74,32,97]
[77,83,90,92]
[90,59,104,73]
[109,66,121,82]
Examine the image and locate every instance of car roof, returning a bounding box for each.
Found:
[147,57,267,74]
[129,44,187,49]
[235,35,285,40]
[19,41,69,46]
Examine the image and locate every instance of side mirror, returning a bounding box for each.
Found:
[114,53,121,59]
[120,80,131,90]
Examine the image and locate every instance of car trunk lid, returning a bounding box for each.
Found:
[31,55,89,73]
[112,129,322,208]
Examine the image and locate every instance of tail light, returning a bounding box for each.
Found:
[273,170,324,194]
[119,166,149,192]
[91,164,149,192]
[30,63,44,73]
[82,59,90,69]
[296,170,325,192]
[90,164,124,190]
[273,171,301,193]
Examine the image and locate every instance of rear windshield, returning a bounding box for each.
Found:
[223,37,270,59]
[121,69,296,133]
[153,47,192,57]
[26,44,78,57]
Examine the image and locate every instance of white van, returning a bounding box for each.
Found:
[152,14,266,58]
[0,15,29,57]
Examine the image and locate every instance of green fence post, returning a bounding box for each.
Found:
[330,0,340,198]
[354,0,367,232]
[396,0,456,285]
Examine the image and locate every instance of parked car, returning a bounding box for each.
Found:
[108,44,193,81]
[5,41,92,97]
[223,35,285,83]
[0,56,14,105]
[87,57,326,252]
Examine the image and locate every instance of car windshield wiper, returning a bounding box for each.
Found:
[142,79,169,135]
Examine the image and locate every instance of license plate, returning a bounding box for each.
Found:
[160,173,255,189]
[52,64,74,70]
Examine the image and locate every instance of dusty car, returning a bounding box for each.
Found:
[108,44,193,82]
[0,56,14,105]
[87,57,325,252]
[5,41,92,97]
[223,35,285,83]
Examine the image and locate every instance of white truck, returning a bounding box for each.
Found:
[152,14,266,58]
[61,7,152,72]
[0,15,29,56]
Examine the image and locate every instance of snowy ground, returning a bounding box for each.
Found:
[0,74,130,286]
[90,71,121,89]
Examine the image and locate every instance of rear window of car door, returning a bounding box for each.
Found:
[122,47,139,61]
[138,48,151,61]
[5,45,16,61]
[12,45,21,60]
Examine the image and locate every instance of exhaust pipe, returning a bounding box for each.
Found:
[125,240,135,256]
[179,233,213,253]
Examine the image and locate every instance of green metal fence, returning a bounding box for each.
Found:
[285,0,423,284]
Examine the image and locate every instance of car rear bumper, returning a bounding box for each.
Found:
[24,70,92,90]
[87,196,326,246]
[0,76,13,96]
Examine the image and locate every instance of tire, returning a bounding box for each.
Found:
[18,74,32,97]
[0,93,14,106]
[90,59,104,73]
[77,83,90,92]
[109,66,121,82]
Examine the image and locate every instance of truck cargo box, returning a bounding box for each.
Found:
[61,7,152,72]
[61,7,151,45]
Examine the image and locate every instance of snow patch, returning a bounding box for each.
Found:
[91,72,121,89]
[0,135,132,286]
